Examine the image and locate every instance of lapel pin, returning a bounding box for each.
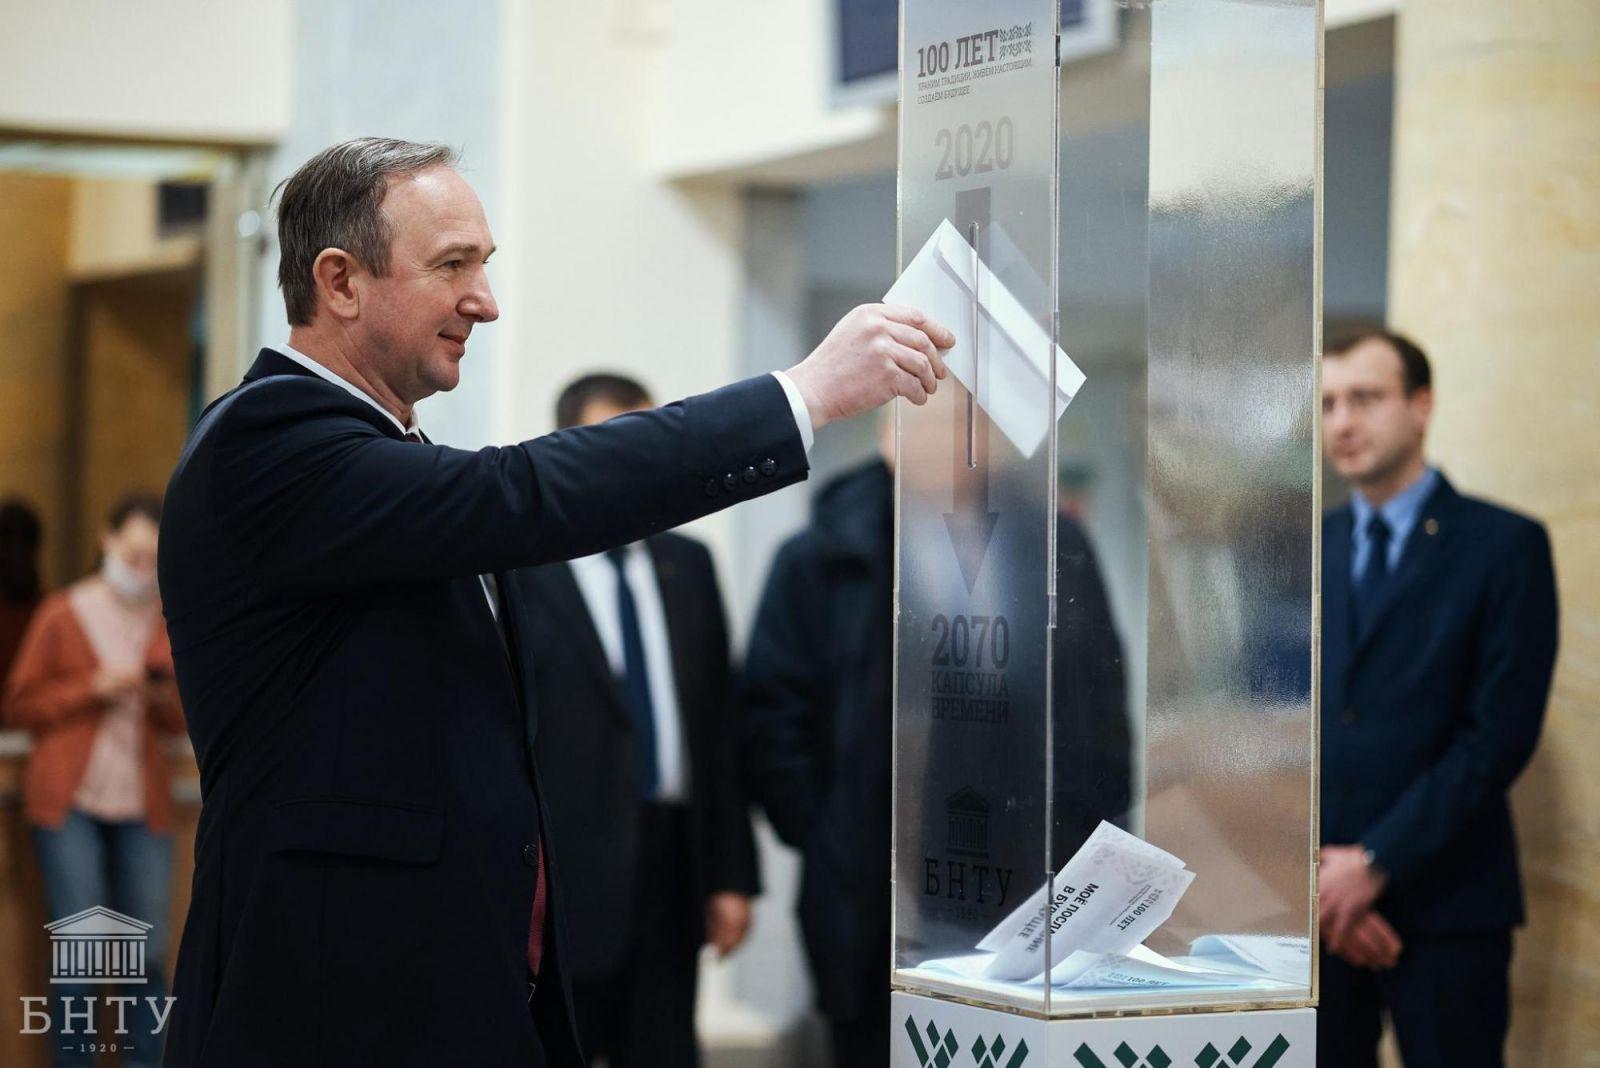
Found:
[1425,518,1439,536]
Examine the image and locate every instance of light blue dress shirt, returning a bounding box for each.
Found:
[1349,466,1439,581]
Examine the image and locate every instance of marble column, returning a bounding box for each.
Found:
[1388,0,1600,1058]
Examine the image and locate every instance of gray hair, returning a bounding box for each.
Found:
[274,137,460,326]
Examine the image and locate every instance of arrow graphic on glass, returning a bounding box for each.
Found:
[944,219,1000,595]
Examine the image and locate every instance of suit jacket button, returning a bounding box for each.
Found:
[760,458,777,477]
[742,466,758,485]
[522,843,539,868]
[703,478,720,497]
[1341,707,1358,725]
[723,472,738,490]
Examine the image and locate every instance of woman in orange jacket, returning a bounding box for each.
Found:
[3,493,186,1068]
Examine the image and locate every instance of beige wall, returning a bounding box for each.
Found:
[1389,0,1600,1059]
[0,0,290,143]
[642,0,892,183]
[74,273,198,577]
[0,174,200,585]
[68,180,202,282]
[0,174,73,588]
[494,3,758,564]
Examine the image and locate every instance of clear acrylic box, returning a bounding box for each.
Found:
[892,0,1320,1020]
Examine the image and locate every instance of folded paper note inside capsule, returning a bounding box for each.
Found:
[976,821,1185,954]
[883,220,1086,457]
[1048,944,1266,990]
[974,821,1195,982]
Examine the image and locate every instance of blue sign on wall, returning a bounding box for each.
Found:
[838,0,898,88]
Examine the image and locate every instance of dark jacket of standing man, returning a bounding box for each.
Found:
[1317,331,1558,1068]
[156,138,955,1067]
[742,450,1130,1068]
[514,374,759,1067]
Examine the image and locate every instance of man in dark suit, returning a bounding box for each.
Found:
[514,373,758,1067]
[156,137,952,1066]
[741,425,1130,1068]
[1318,331,1558,1068]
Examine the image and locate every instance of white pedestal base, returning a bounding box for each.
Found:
[891,991,1314,1068]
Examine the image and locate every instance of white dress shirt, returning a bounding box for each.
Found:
[567,544,688,803]
[770,370,815,452]
[278,344,420,435]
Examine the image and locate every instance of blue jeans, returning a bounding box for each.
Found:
[32,810,173,1068]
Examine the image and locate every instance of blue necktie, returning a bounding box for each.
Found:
[607,548,659,798]
[1355,514,1392,633]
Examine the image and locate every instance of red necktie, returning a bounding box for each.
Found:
[401,431,548,978]
[527,843,548,977]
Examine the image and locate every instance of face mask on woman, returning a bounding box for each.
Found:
[102,552,157,603]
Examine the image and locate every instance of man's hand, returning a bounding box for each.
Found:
[1319,844,1388,952]
[704,892,752,958]
[786,304,954,431]
[1328,909,1404,971]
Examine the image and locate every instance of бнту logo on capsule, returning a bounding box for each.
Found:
[945,786,991,857]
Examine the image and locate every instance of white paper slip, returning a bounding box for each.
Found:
[1050,944,1275,990]
[1079,863,1195,956]
[913,953,996,981]
[1189,934,1312,984]
[883,220,1086,457]
[976,821,1194,981]
[976,822,1188,951]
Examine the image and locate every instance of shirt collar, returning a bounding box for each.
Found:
[1351,465,1439,545]
[275,344,420,437]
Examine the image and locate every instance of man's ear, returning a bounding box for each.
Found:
[311,248,362,321]
[1410,384,1434,429]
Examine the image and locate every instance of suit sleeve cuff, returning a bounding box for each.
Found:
[1359,825,1413,886]
[770,371,815,454]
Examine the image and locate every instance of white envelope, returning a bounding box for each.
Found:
[883,220,1086,457]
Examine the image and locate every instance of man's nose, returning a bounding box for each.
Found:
[462,272,499,323]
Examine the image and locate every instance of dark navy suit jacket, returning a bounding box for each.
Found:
[1321,473,1557,935]
[157,350,807,1066]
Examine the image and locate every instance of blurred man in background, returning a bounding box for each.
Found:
[513,373,759,1068]
[1318,331,1558,1068]
[741,418,1130,1067]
